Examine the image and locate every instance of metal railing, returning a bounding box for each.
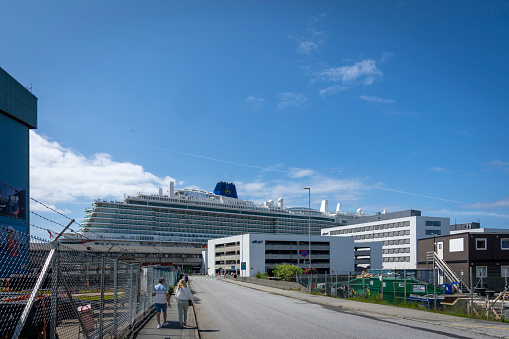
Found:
[0,224,178,338]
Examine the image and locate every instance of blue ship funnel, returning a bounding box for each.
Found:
[213,182,238,199]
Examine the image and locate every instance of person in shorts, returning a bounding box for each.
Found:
[152,277,171,328]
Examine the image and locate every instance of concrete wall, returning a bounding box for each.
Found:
[238,277,308,292]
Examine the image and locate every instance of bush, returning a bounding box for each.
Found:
[255,271,268,279]
[167,285,174,295]
[273,264,303,281]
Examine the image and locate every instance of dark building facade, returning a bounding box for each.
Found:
[0,67,38,276]
[417,230,509,288]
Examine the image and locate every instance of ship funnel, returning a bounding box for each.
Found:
[336,202,342,213]
[169,181,175,197]
[159,188,163,196]
[320,200,329,213]
[278,198,284,209]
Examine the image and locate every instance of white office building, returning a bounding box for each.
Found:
[207,234,356,277]
[321,210,450,269]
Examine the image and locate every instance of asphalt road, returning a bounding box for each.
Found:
[191,276,493,339]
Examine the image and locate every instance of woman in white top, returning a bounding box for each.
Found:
[175,279,194,328]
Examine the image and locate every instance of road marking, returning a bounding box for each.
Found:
[452,324,509,330]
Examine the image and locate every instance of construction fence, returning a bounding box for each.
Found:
[0,225,179,339]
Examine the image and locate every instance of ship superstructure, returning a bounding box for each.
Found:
[78,182,361,248]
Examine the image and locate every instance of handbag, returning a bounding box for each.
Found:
[186,288,193,306]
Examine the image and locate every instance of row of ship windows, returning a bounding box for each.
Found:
[384,256,410,262]
[330,221,411,235]
[383,247,410,254]
[96,203,336,223]
[88,228,307,238]
[353,230,411,240]
[89,212,333,227]
[82,224,319,235]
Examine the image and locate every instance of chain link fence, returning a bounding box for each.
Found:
[0,225,179,339]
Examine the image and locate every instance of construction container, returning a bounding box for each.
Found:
[344,276,443,302]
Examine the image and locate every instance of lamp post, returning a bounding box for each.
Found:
[303,187,311,293]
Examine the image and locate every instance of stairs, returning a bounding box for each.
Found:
[426,251,471,294]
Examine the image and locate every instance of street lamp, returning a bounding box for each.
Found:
[303,187,311,293]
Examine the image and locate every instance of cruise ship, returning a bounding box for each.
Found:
[76,182,361,249]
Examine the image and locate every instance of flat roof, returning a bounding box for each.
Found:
[0,67,37,128]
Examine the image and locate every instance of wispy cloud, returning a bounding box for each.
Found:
[483,160,509,173]
[291,15,327,55]
[360,95,395,104]
[320,85,347,97]
[297,41,319,54]
[464,197,509,210]
[290,168,315,178]
[30,131,175,205]
[314,60,382,86]
[430,167,446,172]
[236,177,367,208]
[380,51,395,63]
[244,96,266,110]
[277,92,308,109]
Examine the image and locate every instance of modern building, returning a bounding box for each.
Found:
[322,210,450,269]
[0,67,37,277]
[417,228,509,288]
[207,234,356,277]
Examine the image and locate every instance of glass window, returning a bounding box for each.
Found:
[476,266,487,278]
[501,266,509,277]
[476,238,487,250]
[426,230,441,235]
[501,238,509,250]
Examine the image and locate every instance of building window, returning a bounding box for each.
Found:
[501,266,509,277]
[501,238,509,250]
[476,266,487,278]
[425,230,441,236]
[476,238,487,250]
[425,221,441,226]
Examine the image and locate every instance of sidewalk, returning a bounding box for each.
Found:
[225,278,509,339]
[134,293,198,339]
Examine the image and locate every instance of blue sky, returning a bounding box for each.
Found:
[2,1,509,238]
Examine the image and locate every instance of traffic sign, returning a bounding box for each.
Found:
[300,250,308,257]
[241,262,246,270]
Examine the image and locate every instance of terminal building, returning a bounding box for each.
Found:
[206,234,383,277]
[322,210,450,269]
[0,67,37,277]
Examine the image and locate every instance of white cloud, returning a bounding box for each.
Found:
[360,95,395,104]
[464,197,509,210]
[319,85,347,96]
[297,41,319,54]
[277,92,308,109]
[290,168,315,178]
[430,167,445,172]
[486,160,509,166]
[244,96,266,110]
[30,131,175,205]
[315,60,382,86]
[380,51,395,63]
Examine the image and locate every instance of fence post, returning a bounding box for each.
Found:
[99,256,105,337]
[50,242,59,339]
[470,267,473,315]
[114,259,118,337]
[404,269,407,302]
[433,267,437,310]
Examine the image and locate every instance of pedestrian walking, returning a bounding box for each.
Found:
[175,279,193,328]
[152,277,171,328]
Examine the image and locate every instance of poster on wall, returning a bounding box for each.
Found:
[0,183,26,220]
[0,224,29,277]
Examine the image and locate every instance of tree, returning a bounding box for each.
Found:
[273,264,303,281]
